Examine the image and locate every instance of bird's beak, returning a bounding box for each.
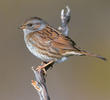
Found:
[18,25,25,30]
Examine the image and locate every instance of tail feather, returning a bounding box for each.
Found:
[81,51,107,61]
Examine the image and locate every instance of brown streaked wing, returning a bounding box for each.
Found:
[46,26,81,52]
[44,25,81,53]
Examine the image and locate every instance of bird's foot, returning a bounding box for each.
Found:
[36,66,47,75]
[36,60,54,75]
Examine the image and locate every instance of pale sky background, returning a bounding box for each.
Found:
[0,0,110,100]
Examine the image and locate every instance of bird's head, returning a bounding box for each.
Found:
[19,17,47,34]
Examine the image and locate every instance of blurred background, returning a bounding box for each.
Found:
[0,0,110,100]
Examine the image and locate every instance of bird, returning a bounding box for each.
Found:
[19,17,107,72]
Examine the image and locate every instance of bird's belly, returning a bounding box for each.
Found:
[25,40,55,62]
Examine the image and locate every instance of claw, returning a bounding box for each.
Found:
[36,61,54,75]
[36,66,47,75]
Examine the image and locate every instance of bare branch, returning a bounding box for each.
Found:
[32,67,50,100]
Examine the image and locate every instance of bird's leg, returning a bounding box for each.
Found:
[43,61,54,70]
[36,60,54,75]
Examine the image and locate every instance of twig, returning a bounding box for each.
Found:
[32,67,50,100]
[58,5,71,36]
[31,6,71,100]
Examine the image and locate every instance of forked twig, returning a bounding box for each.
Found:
[31,6,71,100]
[58,5,71,36]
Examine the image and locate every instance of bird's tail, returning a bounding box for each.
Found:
[80,51,107,61]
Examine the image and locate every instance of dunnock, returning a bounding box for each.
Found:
[20,17,106,71]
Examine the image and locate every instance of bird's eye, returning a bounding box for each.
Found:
[27,23,33,27]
